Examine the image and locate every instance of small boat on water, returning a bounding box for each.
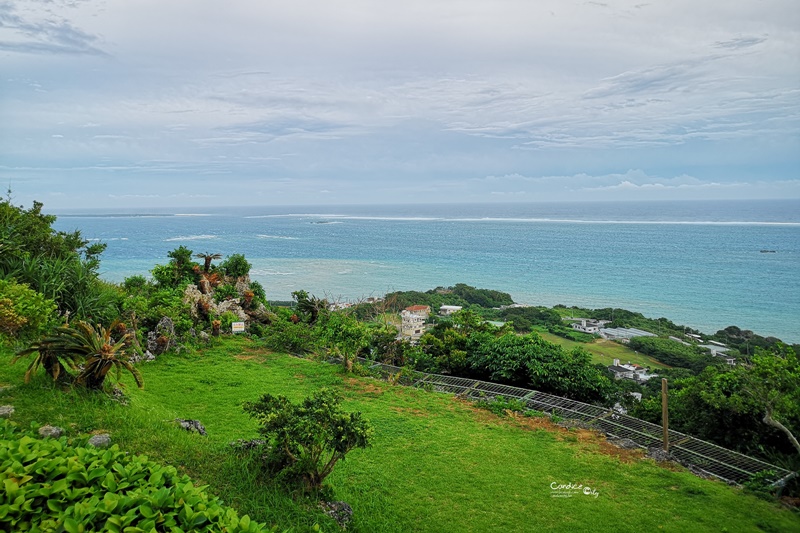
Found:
[760,249,777,253]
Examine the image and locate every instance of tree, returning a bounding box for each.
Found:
[317,311,370,372]
[292,290,328,325]
[0,196,116,322]
[732,347,800,455]
[195,252,222,273]
[219,254,251,278]
[242,388,372,490]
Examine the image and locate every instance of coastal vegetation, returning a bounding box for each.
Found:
[1,196,799,529]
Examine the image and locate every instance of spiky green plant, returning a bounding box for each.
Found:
[15,320,143,390]
[13,338,80,383]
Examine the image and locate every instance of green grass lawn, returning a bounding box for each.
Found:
[534,329,669,369]
[1,337,796,532]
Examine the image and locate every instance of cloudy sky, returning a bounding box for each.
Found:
[1,0,798,208]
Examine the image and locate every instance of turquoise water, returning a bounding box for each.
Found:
[52,200,800,342]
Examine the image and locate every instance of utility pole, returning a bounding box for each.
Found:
[662,378,669,452]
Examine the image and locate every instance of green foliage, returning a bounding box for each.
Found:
[220,254,252,278]
[383,284,513,313]
[632,354,800,464]
[292,290,328,325]
[0,197,120,323]
[468,332,614,404]
[217,311,240,333]
[214,283,240,303]
[249,280,267,304]
[124,286,192,337]
[15,321,142,390]
[0,198,101,267]
[412,313,614,404]
[712,325,785,357]
[448,283,514,308]
[474,395,544,418]
[315,311,370,371]
[547,324,597,342]
[0,420,266,532]
[242,388,373,490]
[743,469,778,500]
[498,306,561,332]
[628,336,718,373]
[121,275,148,292]
[257,316,319,355]
[0,279,57,340]
[151,246,199,289]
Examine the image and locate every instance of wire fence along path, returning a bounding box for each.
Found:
[356,358,796,488]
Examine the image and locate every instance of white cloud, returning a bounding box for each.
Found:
[0,0,797,206]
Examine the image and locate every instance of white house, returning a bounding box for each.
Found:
[608,359,658,382]
[439,305,463,316]
[571,319,602,334]
[400,310,426,337]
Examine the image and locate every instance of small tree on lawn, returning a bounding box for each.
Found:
[318,311,370,372]
[242,388,372,490]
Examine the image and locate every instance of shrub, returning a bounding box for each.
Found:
[259,320,318,355]
[220,254,251,278]
[122,275,148,293]
[242,388,373,490]
[0,279,57,340]
[214,283,240,303]
[218,311,240,333]
[0,420,266,532]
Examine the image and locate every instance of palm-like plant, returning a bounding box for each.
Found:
[195,252,222,273]
[14,338,82,383]
[15,320,143,390]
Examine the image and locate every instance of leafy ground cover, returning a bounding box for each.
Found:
[534,329,669,369]
[1,337,796,532]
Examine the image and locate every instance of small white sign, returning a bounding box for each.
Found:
[231,321,245,333]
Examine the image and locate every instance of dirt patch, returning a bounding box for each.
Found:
[780,496,800,508]
[343,378,387,396]
[453,397,646,463]
[232,344,272,362]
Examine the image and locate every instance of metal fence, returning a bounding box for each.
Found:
[356,358,796,488]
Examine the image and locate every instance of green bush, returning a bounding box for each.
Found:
[122,275,149,293]
[220,254,251,278]
[249,281,267,305]
[0,279,57,340]
[214,284,240,303]
[259,319,319,355]
[218,311,240,333]
[241,388,373,490]
[547,325,596,343]
[0,420,266,532]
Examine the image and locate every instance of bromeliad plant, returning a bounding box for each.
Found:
[14,320,143,391]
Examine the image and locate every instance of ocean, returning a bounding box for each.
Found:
[51,200,800,343]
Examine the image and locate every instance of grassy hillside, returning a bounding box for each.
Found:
[1,337,796,532]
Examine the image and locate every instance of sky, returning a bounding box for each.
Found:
[1,0,798,208]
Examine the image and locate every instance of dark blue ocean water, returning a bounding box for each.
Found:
[52,200,800,342]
